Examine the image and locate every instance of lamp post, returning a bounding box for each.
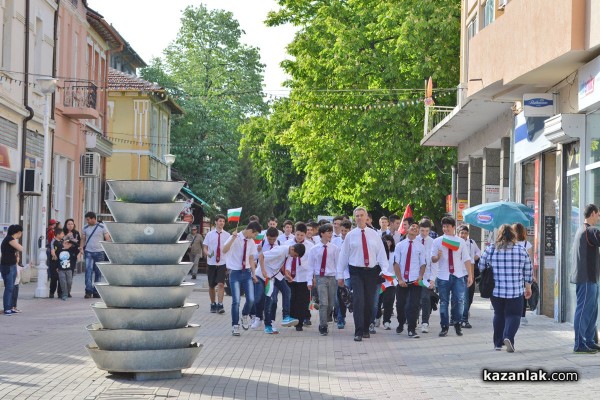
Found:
[34,76,57,298]
[164,153,176,181]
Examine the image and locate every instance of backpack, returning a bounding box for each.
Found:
[479,246,495,298]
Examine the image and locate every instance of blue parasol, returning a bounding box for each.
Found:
[462,201,534,230]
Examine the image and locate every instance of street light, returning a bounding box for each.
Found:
[35,76,57,298]
[164,153,176,181]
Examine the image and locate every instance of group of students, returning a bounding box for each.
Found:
[202,208,494,342]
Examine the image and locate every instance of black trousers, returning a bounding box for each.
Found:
[48,267,62,296]
[349,266,380,337]
[396,284,421,332]
[289,281,309,329]
[381,286,396,324]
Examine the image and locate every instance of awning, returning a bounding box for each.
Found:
[180,186,210,208]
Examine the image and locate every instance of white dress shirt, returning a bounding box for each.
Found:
[204,229,231,266]
[431,235,471,280]
[393,238,426,282]
[331,236,350,279]
[224,234,257,271]
[308,242,339,277]
[336,227,388,279]
[418,234,437,282]
[466,238,482,263]
[278,233,293,243]
[258,245,289,281]
[284,238,314,283]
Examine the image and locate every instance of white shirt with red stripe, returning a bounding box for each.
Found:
[393,238,426,282]
[204,229,230,266]
[307,242,339,277]
[431,234,470,280]
[224,234,257,271]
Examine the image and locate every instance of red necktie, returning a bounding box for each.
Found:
[320,245,328,276]
[242,238,247,269]
[404,240,412,281]
[291,257,297,278]
[448,248,454,274]
[216,232,221,263]
[361,229,370,267]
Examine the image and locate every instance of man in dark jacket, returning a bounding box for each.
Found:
[571,204,600,354]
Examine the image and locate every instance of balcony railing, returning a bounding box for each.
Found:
[423,105,455,137]
[62,81,99,119]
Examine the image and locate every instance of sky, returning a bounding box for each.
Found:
[87,0,296,93]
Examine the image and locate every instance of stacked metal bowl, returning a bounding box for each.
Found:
[85,180,202,380]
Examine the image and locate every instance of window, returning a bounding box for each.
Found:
[483,0,495,28]
[0,181,13,223]
[34,17,43,75]
[161,114,168,155]
[1,0,13,69]
[52,156,74,225]
[84,176,100,214]
[151,105,159,157]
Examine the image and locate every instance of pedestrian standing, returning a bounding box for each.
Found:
[186,226,204,280]
[417,219,436,333]
[458,225,480,329]
[332,219,352,329]
[513,222,533,326]
[81,212,111,299]
[251,227,281,330]
[380,234,397,331]
[284,222,314,331]
[1,225,23,315]
[570,204,600,353]
[203,215,230,314]
[479,224,532,352]
[337,207,388,342]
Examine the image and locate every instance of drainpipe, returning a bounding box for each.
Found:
[47,0,59,218]
[19,0,33,223]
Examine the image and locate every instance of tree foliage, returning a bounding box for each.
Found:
[241,0,460,221]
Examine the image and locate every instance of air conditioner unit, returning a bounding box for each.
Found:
[22,168,41,194]
[498,0,508,10]
[80,152,100,178]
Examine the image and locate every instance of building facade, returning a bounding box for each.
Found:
[422,0,600,323]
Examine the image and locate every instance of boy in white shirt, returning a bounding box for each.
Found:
[333,219,352,329]
[458,225,481,329]
[278,220,294,243]
[203,214,231,314]
[418,219,436,333]
[284,222,314,331]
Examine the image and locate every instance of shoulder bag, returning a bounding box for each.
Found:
[479,246,495,299]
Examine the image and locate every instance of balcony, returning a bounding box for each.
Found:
[467,0,589,102]
[62,81,99,119]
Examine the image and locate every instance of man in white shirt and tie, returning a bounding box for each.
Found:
[203,214,231,314]
[393,222,426,338]
[418,219,436,333]
[222,221,261,336]
[337,207,388,342]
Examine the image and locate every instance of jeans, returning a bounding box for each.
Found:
[349,266,380,337]
[437,275,466,328]
[336,278,352,322]
[229,269,255,326]
[58,270,73,299]
[252,277,266,320]
[270,278,291,321]
[1,264,16,312]
[490,295,523,348]
[316,276,337,327]
[574,282,599,350]
[85,251,104,295]
[450,276,469,322]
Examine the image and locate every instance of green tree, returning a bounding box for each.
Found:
[242,0,460,221]
[141,5,267,210]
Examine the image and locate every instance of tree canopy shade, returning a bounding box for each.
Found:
[240,0,461,220]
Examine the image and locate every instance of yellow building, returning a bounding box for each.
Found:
[106,68,182,183]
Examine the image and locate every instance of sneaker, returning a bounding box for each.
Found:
[271,323,279,333]
[494,347,502,351]
[67,294,72,298]
[93,293,101,299]
[217,303,225,314]
[191,274,197,279]
[232,325,241,336]
[61,296,67,301]
[408,331,420,338]
[354,335,362,342]
[337,320,345,329]
[210,303,217,313]
[421,323,429,333]
[49,294,54,298]
[84,293,92,299]
[439,327,449,337]
[281,316,299,327]
[251,317,263,330]
[574,347,598,354]
[462,321,472,329]
[396,325,404,335]
[383,322,391,330]
[362,332,370,339]
[521,317,528,326]
[11,309,21,313]
[264,326,278,334]
[454,323,463,336]
[503,338,515,353]
[375,317,381,327]
[369,323,376,334]
[241,315,250,330]
[319,325,328,336]
[304,319,312,326]
[588,343,600,351]
[4,310,12,316]
[296,326,303,332]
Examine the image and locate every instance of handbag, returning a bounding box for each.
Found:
[479,246,495,299]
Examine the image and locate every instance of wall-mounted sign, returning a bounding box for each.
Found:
[514,111,554,163]
[523,93,554,117]
[579,55,600,112]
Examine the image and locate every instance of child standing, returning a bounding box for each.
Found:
[49,228,64,298]
[58,239,77,300]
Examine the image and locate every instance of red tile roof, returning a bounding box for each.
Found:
[107,68,162,91]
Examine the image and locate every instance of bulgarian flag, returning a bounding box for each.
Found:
[398,204,413,235]
[264,277,274,296]
[380,275,398,293]
[254,233,265,245]
[441,237,461,251]
[227,207,242,223]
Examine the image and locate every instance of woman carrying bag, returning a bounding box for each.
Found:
[479,224,533,353]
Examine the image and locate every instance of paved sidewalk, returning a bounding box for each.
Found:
[1,274,599,399]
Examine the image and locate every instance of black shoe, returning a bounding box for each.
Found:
[68,294,72,298]
[354,335,362,342]
[462,321,472,329]
[296,326,303,331]
[396,325,404,335]
[49,294,54,298]
[439,327,449,337]
[454,323,463,336]
[408,331,420,338]
[84,293,92,299]
[574,347,598,354]
[362,332,370,339]
[217,303,225,314]
[588,343,600,351]
[210,303,217,313]
[192,274,197,280]
[92,293,101,299]
[369,323,376,334]
[304,319,312,326]
[319,325,328,336]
